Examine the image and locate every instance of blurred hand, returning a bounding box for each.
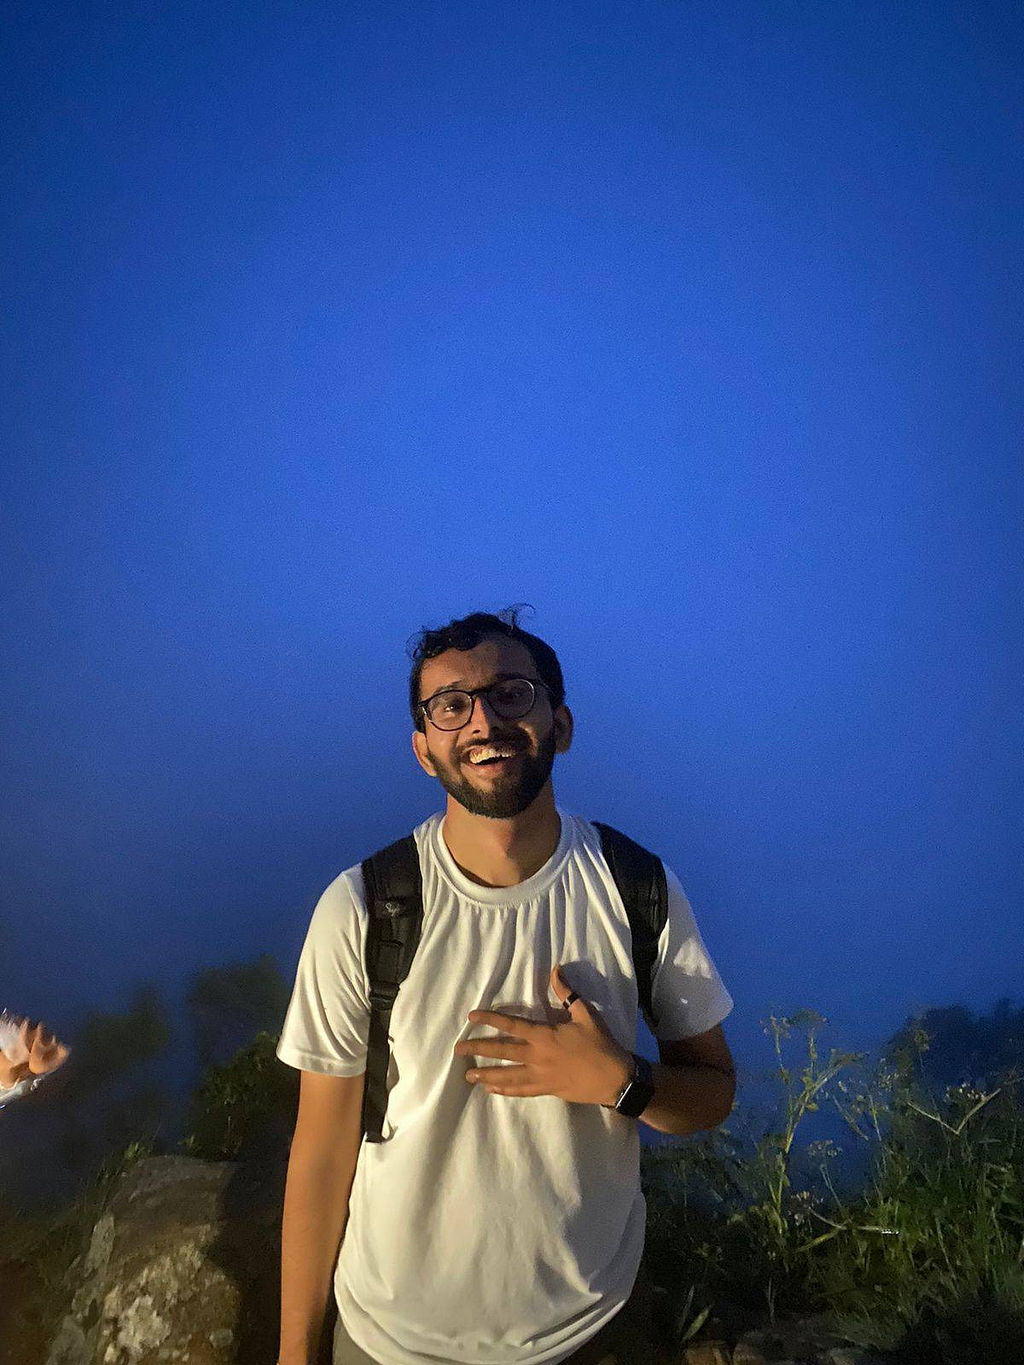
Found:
[0,1016,70,1089]
[23,1019,70,1074]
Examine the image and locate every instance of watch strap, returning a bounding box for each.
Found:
[611,1051,655,1117]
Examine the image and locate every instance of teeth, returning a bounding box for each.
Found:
[469,746,516,764]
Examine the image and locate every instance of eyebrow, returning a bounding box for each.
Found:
[429,671,527,693]
[423,674,532,704]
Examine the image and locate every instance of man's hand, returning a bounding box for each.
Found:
[452,964,632,1107]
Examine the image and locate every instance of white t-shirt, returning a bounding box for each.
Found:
[276,806,733,1365]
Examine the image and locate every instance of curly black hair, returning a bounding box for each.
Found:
[407,603,566,733]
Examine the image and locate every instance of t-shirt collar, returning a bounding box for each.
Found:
[431,805,575,905]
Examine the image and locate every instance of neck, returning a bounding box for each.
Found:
[442,787,561,888]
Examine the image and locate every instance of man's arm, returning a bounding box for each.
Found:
[636,1023,736,1138]
[279,1068,366,1365]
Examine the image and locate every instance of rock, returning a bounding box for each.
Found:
[731,1340,774,1364]
[45,1154,285,1365]
[746,1314,853,1363]
[683,1344,731,1365]
[782,1322,828,1359]
[792,1315,851,1353]
[733,1327,786,1360]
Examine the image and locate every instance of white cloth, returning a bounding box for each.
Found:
[0,1075,38,1107]
[0,1011,37,1108]
[276,806,733,1365]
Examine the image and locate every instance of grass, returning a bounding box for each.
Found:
[2,1013,1022,1365]
[638,1010,1024,1364]
[0,1136,158,1365]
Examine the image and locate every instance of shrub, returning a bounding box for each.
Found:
[179,1030,298,1161]
[640,1006,1024,1363]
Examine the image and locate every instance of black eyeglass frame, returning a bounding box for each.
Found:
[417,676,555,731]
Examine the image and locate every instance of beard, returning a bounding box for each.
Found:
[428,725,559,818]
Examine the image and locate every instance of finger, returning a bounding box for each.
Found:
[466,1064,528,1084]
[482,1079,545,1096]
[458,1040,527,1062]
[0,1057,31,1087]
[467,1011,532,1036]
[29,1039,69,1074]
[23,1023,59,1069]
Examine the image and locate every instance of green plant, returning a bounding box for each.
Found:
[640,1010,866,1341]
[641,1006,1024,1362]
[755,1012,864,1248]
[809,1062,1024,1358]
[179,1029,298,1161]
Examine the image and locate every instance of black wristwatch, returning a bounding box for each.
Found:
[604,1052,656,1118]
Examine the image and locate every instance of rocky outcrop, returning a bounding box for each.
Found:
[45,1155,290,1365]
[43,1155,897,1365]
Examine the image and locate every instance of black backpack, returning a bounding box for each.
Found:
[359,820,667,1143]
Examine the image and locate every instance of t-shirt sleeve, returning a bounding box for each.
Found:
[276,867,372,1077]
[648,864,734,1040]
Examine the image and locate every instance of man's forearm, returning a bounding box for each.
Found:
[622,1061,735,1138]
[279,1147,358,1365]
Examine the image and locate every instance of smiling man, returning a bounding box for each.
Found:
[276,606,735,1365]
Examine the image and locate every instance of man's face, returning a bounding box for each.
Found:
[411,635,572,819]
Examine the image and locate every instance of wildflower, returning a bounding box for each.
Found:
[806,1139,840,1162]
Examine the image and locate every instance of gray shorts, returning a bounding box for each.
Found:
[331,1260,666,1365]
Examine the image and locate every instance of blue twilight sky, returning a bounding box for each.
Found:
[2,1,1021,1104]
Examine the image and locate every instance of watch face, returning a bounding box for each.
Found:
[616,1054,656,1117]
[618,1079,655,1117]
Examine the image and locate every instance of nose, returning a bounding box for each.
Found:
[464,690,502,731]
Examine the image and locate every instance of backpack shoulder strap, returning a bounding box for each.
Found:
[591,821,667,1034]
[357,821,667,1142]
[359,833,424,1143]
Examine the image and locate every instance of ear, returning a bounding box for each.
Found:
[554,703,574,754]
[412,728,437,776]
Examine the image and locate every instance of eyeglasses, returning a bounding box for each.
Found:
[418,676,553,731]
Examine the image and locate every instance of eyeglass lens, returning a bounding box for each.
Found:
[425,679,536,729]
